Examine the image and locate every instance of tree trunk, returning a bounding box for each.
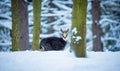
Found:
[71,0,87,57]
[11,0,29,51]
[32,0,42,50]
[11,0,20,51]
[19,0,29,50]
[92,0,102,51]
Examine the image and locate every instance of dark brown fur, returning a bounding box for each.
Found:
[40,29,69,51]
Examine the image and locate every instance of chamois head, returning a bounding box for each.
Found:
[60,29,69,41]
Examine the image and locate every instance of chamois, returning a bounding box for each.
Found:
[40,29,69,51]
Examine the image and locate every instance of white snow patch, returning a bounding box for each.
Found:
[93,35,97,38]
[72,28,77,35]
[0,51,120,71]
[72,36,82,44]
[75,36,82,41]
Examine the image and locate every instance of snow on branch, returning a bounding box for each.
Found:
[41,11,70,17]
[0,21,12,29]
[53,1,72,11]
[42,15,68,27]
[100,18,119,28]
[54,1,72,4]
[0,42,11,46]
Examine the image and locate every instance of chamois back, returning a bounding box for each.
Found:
[40,37,66,51]
[40,29,69,51]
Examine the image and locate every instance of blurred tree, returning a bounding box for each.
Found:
[92,0,102,51]
[19,0,29,50]
[32,0,42,50]
[11,0,29,51]
[71,0,87,57]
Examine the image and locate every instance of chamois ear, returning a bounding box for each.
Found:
[60,28,63,32]
[66,29,69,32]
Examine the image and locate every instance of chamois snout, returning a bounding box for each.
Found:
[61,29,69,41]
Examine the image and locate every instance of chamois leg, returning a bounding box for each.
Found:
[40,43,53,51]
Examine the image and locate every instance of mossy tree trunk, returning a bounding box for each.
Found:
[11,0,29,51]
[32,0,42,50]
[11,0,20,51]
[71,0,87,57]
[92,0,102,51]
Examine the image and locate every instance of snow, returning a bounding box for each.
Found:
[0,51,120,71]
[53,1,72,11]
[0,1,120,70]
[72,27,77,35]
[71,28,82,44]
[75,36,82,41]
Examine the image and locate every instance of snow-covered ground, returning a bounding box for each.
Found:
[0,51,120,71]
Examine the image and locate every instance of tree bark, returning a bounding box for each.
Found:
[19,0,29,50]
[11,0,20,51]
[32,0,42,50]
[11,0,29,51]
[71,0,87,57]
[92,0,102,51]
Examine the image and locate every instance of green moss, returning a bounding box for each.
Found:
[11,0,20,51]
[32,0,42,50]
[71,0,87,57]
